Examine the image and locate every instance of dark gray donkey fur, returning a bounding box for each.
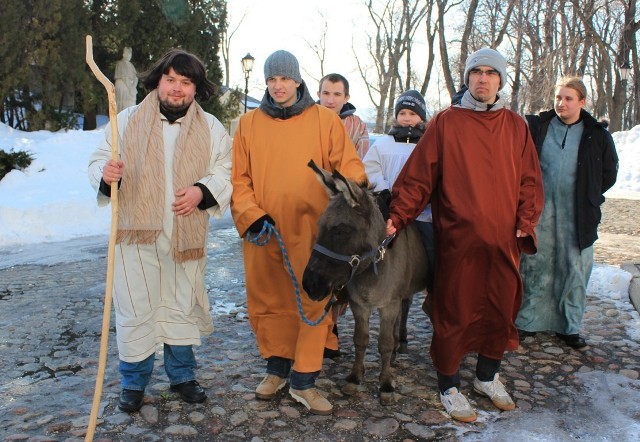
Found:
[303,160,428,405]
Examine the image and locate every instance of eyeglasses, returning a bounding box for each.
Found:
[469,68,500,78]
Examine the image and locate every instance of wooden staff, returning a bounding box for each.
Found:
[84,35,120,442]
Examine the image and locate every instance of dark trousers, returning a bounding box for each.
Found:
[415,221,435,293]
[437,354,502,394]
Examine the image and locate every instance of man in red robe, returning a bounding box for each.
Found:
[386,48,543,423]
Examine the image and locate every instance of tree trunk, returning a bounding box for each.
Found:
[83,110,97,131]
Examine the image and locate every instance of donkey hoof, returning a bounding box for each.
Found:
[397,342,408,354]
[379,391,396,405]
[342,382,359,396]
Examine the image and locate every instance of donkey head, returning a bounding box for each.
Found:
[303,160,385,301]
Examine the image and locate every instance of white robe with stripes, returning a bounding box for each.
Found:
[88,106,232,362]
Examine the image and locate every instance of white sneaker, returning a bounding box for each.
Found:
[440,387,477,422]
[473,374,516,411]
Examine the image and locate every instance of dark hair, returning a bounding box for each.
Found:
[319,73,350,96]
[140,49,216,101]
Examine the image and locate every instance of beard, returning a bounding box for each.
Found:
[159,97,192,113]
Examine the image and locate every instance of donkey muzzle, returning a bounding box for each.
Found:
[302,265,334,301]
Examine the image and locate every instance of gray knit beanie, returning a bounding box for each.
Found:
[264,50,302,84]
[394,90,427,121]
[463,48,508,90]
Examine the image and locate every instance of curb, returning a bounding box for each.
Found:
[621,262,640,314]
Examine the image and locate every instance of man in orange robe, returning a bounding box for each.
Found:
[231,50,366,415]
[386,48,543,423]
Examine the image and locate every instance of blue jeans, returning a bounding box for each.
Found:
[119,344,197,391]
[266,356,318,390]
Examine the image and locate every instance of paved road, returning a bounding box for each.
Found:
[1,202,639,441]
[594,198,640,266]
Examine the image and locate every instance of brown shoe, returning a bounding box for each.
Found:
[289,387,333,415]
[255,374,286,400]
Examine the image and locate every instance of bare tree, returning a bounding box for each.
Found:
[436,0,515,100]
[399,0,429,89]
[569,0,632,131]
[419,0,439,97]
[355,1,397,132]
[520,0,562,112]
[436,0,462,98]
[620,0,640,130]
[355,0,427,132]
[509,0,526,112]
[458,0,480,86]
[220,7,248,87]
[302,10,329,84]
[355,0,639,131]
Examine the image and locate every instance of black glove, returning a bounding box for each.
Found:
[247,214,275,234]
[374,189,392,221]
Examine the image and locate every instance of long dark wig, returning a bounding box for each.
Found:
[140,49,216,101]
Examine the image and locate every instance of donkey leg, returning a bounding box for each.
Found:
[397,297,412,354]
[343,301,370,395]
[378,304,402,405]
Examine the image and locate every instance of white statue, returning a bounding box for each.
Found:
[115,47,138,112]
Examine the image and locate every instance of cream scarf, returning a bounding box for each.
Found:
[117,90,210,262]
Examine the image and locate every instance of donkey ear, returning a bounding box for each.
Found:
[308,159,340,196]
[332,169,363,208]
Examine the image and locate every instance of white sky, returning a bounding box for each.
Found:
[0,119,639,439]
[225,0,377,117]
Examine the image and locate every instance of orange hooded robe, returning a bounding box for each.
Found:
[231,103,366,373]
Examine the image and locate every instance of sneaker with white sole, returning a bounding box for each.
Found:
[255,374,286,400]
[473,374,516,411]
[289,387,333,415]
[440,387,477,423]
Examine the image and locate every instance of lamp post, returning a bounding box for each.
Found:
[241,53,255,113]
[620,61,631,83]
[619,61,632,130]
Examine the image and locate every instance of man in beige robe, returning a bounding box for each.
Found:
[89,49,231,413]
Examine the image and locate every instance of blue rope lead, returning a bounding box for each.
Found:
[246,220,334,326]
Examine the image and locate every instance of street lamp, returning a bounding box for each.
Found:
[241,53,255,113]
[620,61,631,82]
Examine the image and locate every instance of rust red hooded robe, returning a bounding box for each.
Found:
[389,106,544,375]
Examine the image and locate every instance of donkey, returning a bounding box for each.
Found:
[303,160,428,405]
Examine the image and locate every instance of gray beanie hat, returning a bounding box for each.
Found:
[394,89,427,121]
[264,50,302,84]
[463,48,508,90]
